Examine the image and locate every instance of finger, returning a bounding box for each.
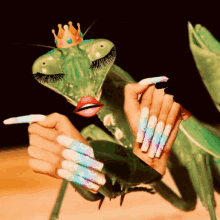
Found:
[28,158,62,179]
[148,94,174,158]
[62,149,104,171]
[141,89,165,152]
[124,76,168,116]
[162,115,182,158]
[136,86,155,142]
[57,169,100,193]
[29,134,65,156]
[180,106,192,121]
[156,102,181,158]
[154,115,183,172]
[28,123,61,143]
[36,113,90,146]
[61,160,106,185]
[3,114,46,125]
[28,145,61,166]
[57,135,94,158]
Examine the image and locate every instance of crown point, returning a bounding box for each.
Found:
[63,25,68,30]
[52,21,83,48]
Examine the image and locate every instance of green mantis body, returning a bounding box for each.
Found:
[32,22,220,220]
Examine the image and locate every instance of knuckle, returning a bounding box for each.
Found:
[124,83,133,93]
[28,124,35,134]
[29,134,38,146]
[51,112,68,122]
[27,145,36,157]
[50,112,61,118]
[166,117,175,126]
[28,159,35,169]
[158,114,167,123]
[149,109,159,117]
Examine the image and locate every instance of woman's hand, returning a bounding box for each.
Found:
[124,77,191,175]
[4,113,106,193]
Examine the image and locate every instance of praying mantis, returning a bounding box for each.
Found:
[8,21,220,219]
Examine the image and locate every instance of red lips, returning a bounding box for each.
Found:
[73,95,104,117]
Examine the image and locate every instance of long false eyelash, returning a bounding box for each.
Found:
[90,46,116,70]
[33,73,65,83]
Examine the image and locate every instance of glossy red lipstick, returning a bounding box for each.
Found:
[73,95,104,117]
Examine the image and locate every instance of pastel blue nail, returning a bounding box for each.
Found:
[139,76,168,86]
[141,127,155,151]
[141,116,157,152]
[58,169,99,191]
[155,125,172,158]
[62,161,106,185]
[69,141,94,157]
[136,107,149,143]
[68,175,99,191]
[160,135,168,146]
[149,133,163,158]
[148,122,165,158]
[62,149,104,171]
[57,135,94,158]
[3,114,46,124]
[76,165,106,185]
[151,76,168,84]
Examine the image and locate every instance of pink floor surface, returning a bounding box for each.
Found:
[1,147,220,220]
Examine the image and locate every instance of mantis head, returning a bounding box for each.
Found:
[188,22,220,113]
[32,22,116,117]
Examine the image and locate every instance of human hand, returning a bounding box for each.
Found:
[124,77,191,175]
[3,113,106,193]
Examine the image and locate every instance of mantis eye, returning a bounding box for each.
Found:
[41,62,47,66]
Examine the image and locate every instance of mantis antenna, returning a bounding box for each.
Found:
[11,43,64,56]
[11,43,57,50]
[83,19,97,37]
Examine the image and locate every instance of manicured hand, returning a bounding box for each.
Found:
[3,113,106,193]
[124,77,191,175]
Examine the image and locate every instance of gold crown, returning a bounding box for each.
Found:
[52,21,83,48]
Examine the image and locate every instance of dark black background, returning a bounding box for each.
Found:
[1,3,220,149]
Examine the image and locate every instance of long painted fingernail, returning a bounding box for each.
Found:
[136,107,149,143]
[62,149,104,171]
[3,114,46,124]
[57,169,99,191]
[148,122,165,158]
[57,135,94,158]
[139,76,168,86]
[155,125,172,158]
[62,160,106,185]
[141,116,158,152]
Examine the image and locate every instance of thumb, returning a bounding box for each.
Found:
[124,76,168,113]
